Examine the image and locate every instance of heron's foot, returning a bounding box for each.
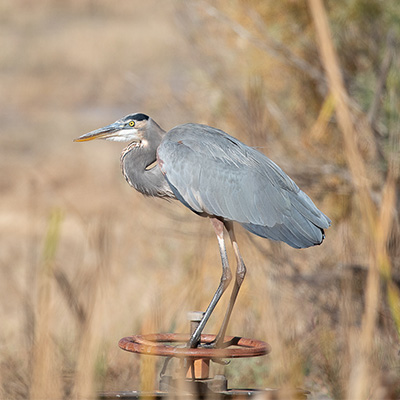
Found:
[201,336,239,349]
[199,339,227,349]
[187,333,234,350]
[187,334,201,349]
[186,336,220,349]
[185,338,231,365]
[200,340,219,349]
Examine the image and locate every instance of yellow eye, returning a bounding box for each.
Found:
[129,121,135,127]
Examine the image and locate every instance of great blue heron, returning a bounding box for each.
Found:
[75,113,330,348]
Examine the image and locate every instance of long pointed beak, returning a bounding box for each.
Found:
[74,122,123,142]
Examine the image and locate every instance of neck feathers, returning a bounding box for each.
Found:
[120,120,174,199]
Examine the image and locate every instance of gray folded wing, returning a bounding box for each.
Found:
[157,124,331,249]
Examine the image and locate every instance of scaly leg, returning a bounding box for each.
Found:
[213,221,247,347]
[188,217,232,348]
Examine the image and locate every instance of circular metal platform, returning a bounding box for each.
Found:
[118,333,271,359]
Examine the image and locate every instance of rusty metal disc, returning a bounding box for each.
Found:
[118,333,270,359]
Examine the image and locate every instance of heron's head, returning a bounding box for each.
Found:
[74,113,150,143]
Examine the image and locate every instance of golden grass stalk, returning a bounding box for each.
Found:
[309,93,335,142]
[378,172,400,336]
[308,0,398,398]
[73,220,111,399]
[307,0,376,229]
[29,209,64,400]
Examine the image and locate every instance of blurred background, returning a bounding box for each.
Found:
[1,0,399,398]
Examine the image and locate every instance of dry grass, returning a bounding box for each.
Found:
[1,0,399,399]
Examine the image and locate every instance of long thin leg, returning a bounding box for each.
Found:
[188,217,232,348]
[213,221,247,347]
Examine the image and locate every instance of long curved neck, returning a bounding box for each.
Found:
[120,120,174,198]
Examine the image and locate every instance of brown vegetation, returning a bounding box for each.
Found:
[1,0,399,398]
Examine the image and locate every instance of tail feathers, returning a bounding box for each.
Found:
[288,190,331,229]
[241,216,326,249]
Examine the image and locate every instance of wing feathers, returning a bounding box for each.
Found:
[158,124,330,249]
